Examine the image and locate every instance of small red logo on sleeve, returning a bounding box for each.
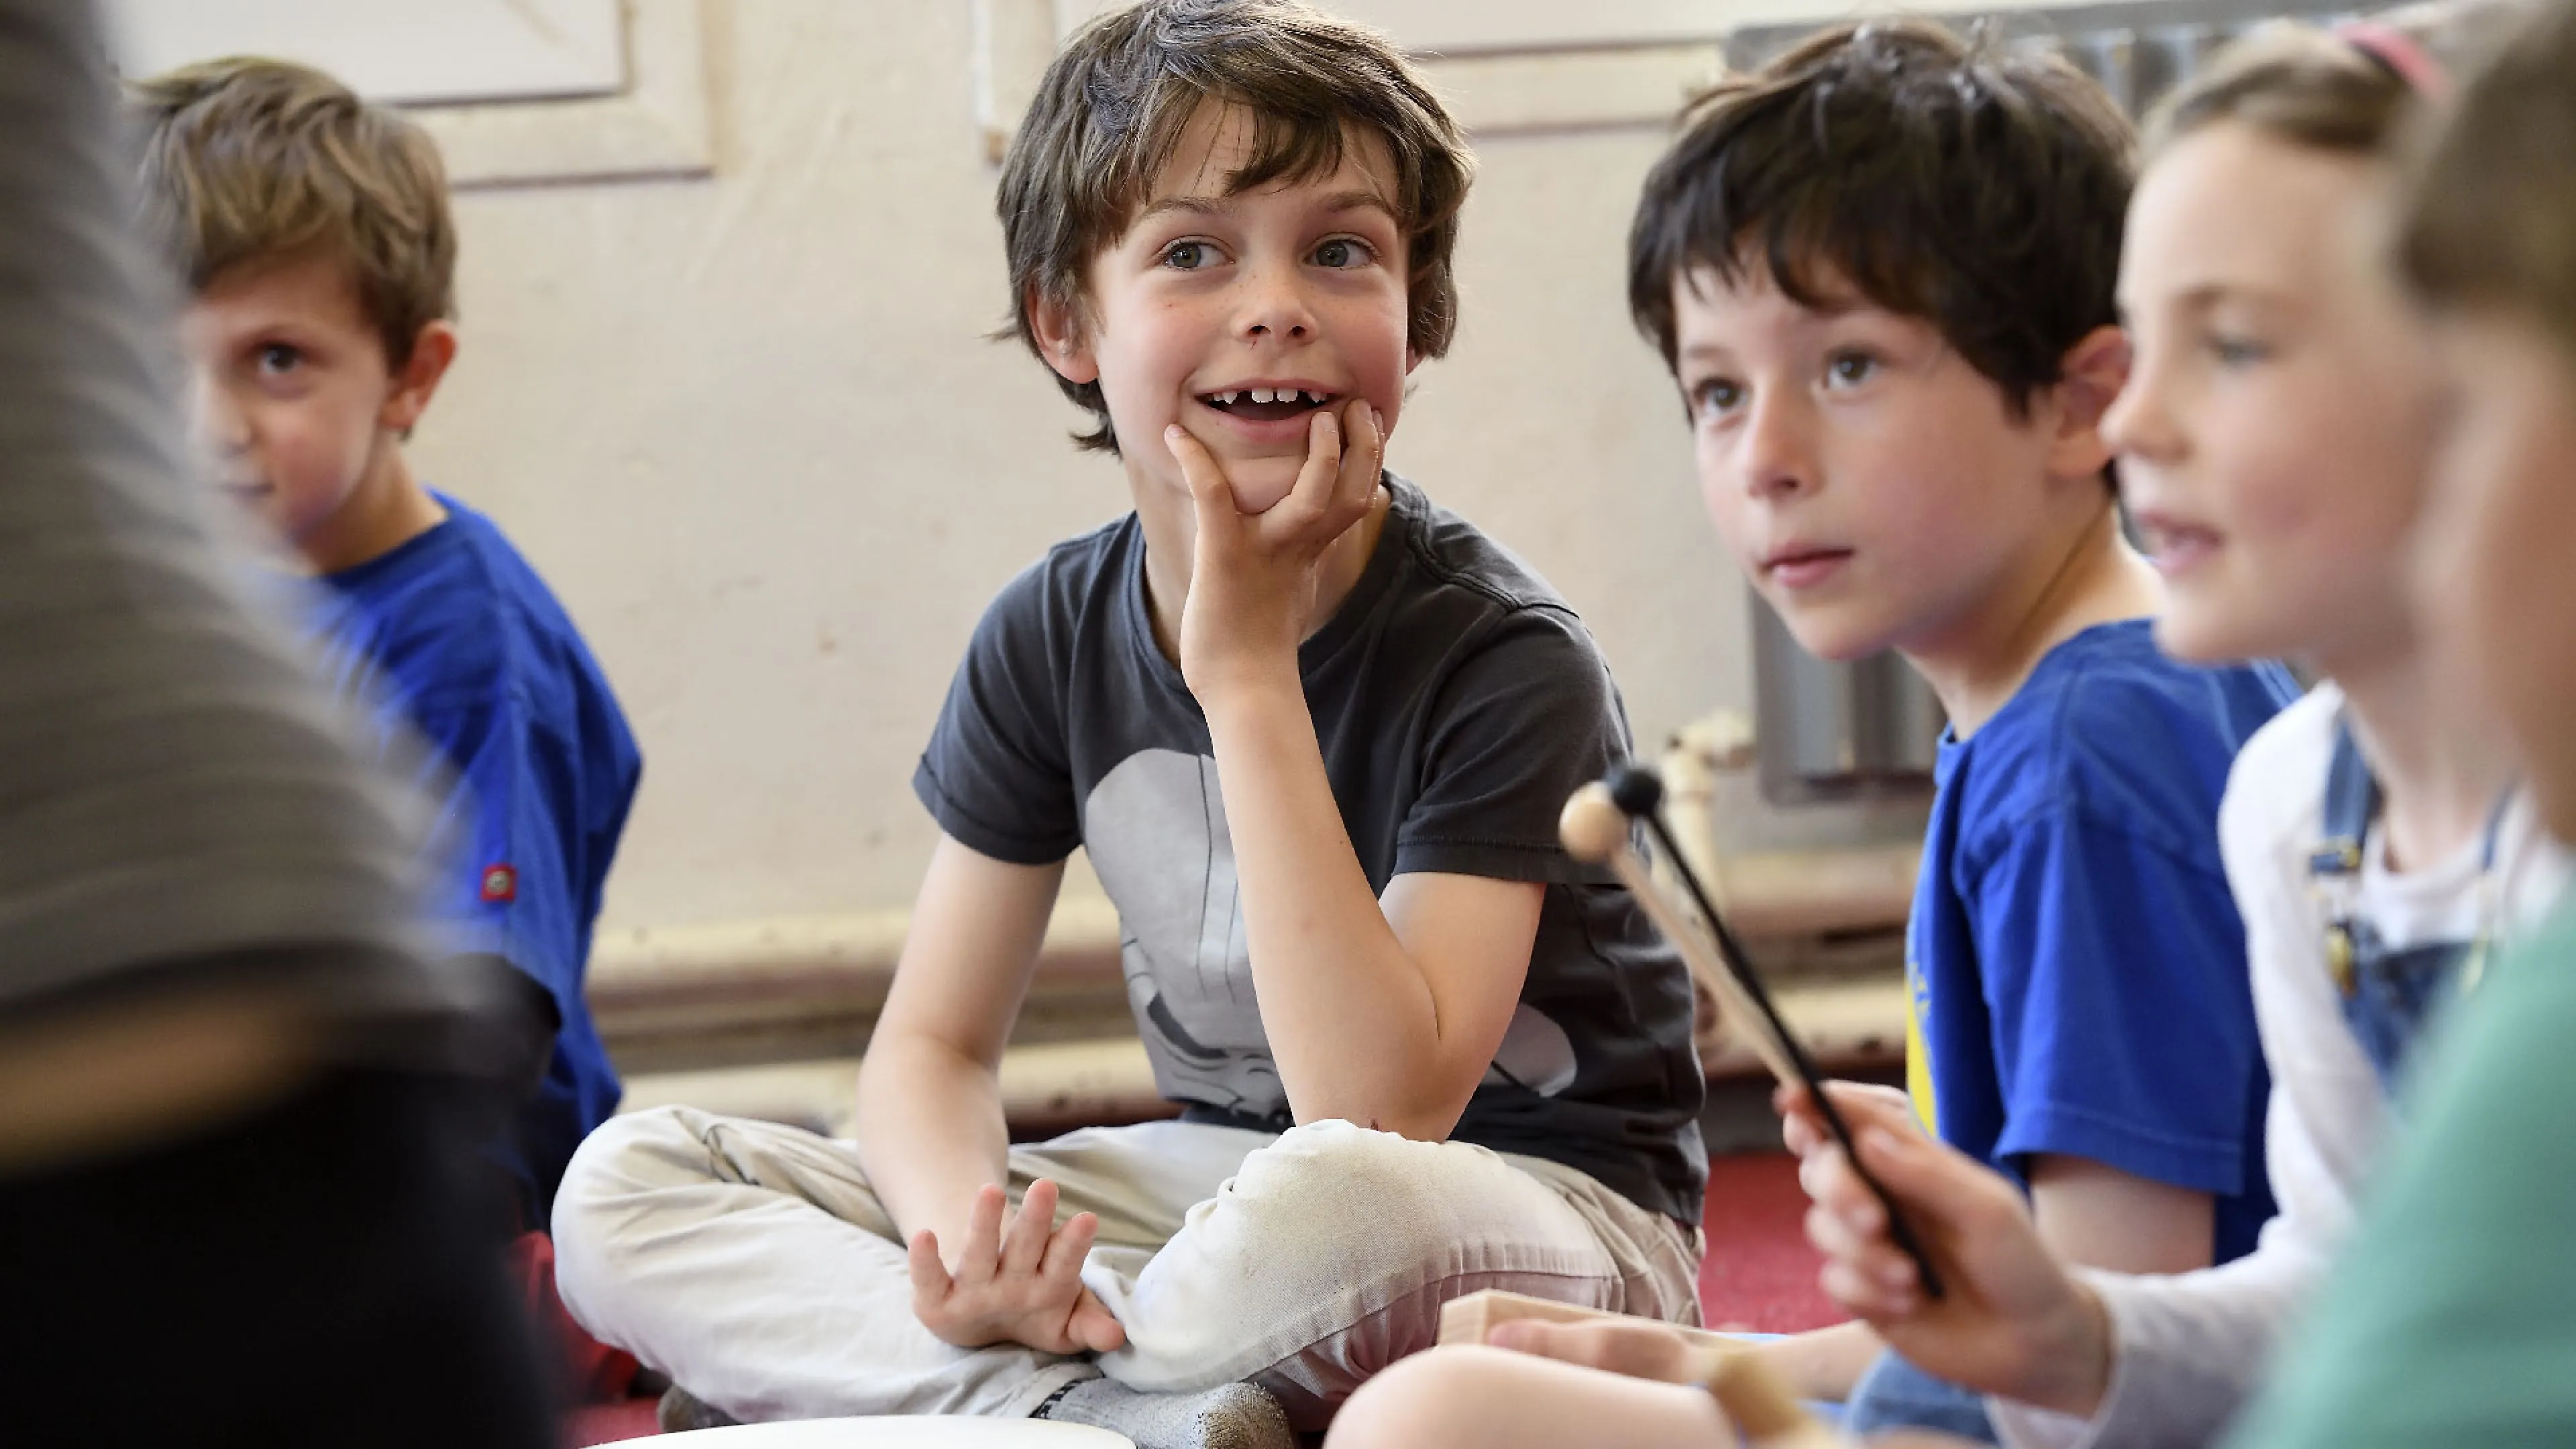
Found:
[480,864,518,903]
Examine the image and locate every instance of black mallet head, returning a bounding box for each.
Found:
[1605,761,1665,818]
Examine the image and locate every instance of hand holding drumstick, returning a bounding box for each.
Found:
[1559,767,1945,1300]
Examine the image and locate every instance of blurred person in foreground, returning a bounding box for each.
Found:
[2228,2,2576,1438]
[0,0,552,1442]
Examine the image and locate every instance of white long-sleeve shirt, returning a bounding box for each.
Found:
[1990,684,2569,1449]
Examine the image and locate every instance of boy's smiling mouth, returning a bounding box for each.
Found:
[1195,383,1336,424]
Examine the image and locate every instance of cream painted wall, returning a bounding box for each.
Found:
[411,0,1986,936]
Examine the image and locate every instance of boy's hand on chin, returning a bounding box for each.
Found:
[1164,396,1384,705]
[906,1178,1126,1355]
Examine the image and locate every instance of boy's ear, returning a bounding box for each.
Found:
[2043,323,2131,482]
[1028,285,1100,386]
[380,320,458,435]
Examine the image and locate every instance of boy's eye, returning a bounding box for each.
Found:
[255,343,303,374]
[1311,237,1371,269]
[2207,333,2269,368]
[1824,351,1880,387]
[1159,240,1218,271]
[1690,378,1745,418]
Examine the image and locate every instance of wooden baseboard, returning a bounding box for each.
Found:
[588,839,1917,1078]
[612,969,1907,1138]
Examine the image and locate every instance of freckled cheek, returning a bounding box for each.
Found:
[1103,337,1181,418]
[1358,359,1408,423]
[1333,309,1409,413]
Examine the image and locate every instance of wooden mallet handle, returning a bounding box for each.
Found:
[1561,773,1949,1303]
[1560,782,1803,1085]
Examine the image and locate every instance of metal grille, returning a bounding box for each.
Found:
[1727,0,2368,116]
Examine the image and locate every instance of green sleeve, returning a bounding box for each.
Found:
[2226,895,2576,1448]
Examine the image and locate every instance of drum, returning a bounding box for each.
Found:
[628,1419,1134,1447]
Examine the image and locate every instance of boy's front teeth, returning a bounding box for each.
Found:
[1199,388,1339,424]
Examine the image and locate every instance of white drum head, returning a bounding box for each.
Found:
[630,1418,1134,1448]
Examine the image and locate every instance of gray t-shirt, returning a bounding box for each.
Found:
[914,476,1708,1222]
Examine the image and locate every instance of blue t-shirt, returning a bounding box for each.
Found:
[301,492,641,1222]
[1904,620,2296,1263]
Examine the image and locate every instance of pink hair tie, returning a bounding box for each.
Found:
[2335,19,2451,100]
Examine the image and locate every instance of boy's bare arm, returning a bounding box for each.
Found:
[854,833,1061,1256]
[1784,1081,2216,1277]
[1167,407,1542,1140]
[2027,1155,2214,1275]
[863,833,1124,1355]
[1211,695,1543,1137]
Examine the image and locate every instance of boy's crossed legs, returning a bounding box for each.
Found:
[552,1110,1701,1430]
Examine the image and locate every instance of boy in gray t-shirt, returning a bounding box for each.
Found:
[915,475,1706,1218]
[549,3,1707,1442]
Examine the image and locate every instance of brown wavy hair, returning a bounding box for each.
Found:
[131,57,454,368]
[996,0,1474,453]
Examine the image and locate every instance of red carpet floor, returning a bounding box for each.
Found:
[567,1399,661,1445]
[1697,1152,1845,1334]
[561,1152,1837,1442]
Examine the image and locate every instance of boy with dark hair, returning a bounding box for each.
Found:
[130,58,643,1233]
[549,2,1707,1446]
[1626,20,2293,1436]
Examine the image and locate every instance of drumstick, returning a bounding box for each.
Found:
[1702,1351,1844,1449]
[1560,765,1947,1301]
[1560,782,1802,1085]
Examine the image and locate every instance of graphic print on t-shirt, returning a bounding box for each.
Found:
[1084,749,1279,1115]
[1082,747,1580,1117]
[1906,950,1938,1134]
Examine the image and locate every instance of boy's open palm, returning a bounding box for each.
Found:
[1163,398,1385,702]
[906,1178,1127,1355]
[1778,1083,2112,1417]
